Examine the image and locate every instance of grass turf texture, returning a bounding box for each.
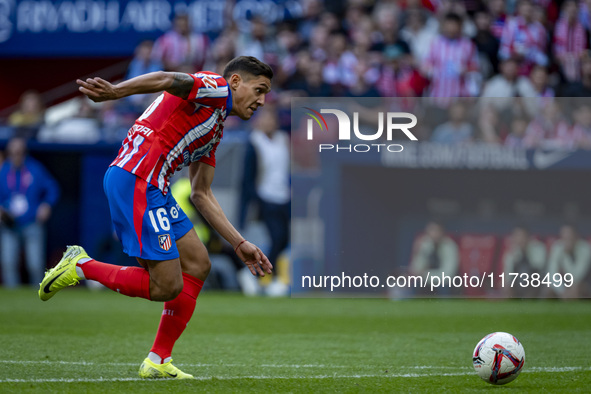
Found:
[0,288,589,393]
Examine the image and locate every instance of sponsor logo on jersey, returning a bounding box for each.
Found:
[202,75,218,89]
[158,234,172,251]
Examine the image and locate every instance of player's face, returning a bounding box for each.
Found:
[231,74,272,120]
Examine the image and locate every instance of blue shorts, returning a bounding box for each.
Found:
[103,166,194,261]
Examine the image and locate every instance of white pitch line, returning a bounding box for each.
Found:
[0,360,589,374]
[0,360,350,368]
[0,364,589,384]
[1,368,591,384]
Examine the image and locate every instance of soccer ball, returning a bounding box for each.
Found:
[472,332,525,385]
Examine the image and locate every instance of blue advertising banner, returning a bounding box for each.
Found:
[0,0,303,56]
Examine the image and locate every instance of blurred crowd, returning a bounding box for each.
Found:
[4,0,591,149]
[408,220,591,298]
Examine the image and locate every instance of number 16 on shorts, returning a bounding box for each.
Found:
[148,208,171,232]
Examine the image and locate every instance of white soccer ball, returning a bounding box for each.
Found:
[472,332,525,385]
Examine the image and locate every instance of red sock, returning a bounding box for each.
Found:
[78,260,151,300]
[150,273,203,361]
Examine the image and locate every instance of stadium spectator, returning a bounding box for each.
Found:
[478,104,504,144]
[569,104,591,149]
[37,99,101,144]
[125,40,163,113]
[523,100,570,149]
[431,101,474,144]
[498,0,548,74]
[0,137,59,287]
[560,51,591,97]
[423,13,481,107]
[504,115,530,148]
[322,33,358,93]
[480,58,536,113]
[376,43,429,98]
[275,25,303,87]
[580,0,591,30]
[236,16,282,69]
[127,40,163,80]
[291,58,332,97]
[547,225,591,298]
[553,0,587,83]
[529,65,554,97]
[307,23,330,62]
[204,32,237,76]
[346,60,382,98]
[502,226,547,297]
[472,9,500,78]
[8,91,45,132]
[151,13,208,72]
[409,221,459,295]
[371,2,402,49]
[297,0,324,43]
[399,7,436,64]
[488,0,508,39]
[239,106,290,271]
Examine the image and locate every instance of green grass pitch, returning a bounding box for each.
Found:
[0,287,589,393]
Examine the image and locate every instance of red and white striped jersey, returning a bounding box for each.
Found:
[111,71,232,193]
[499,16,548,69]
[424,35,480,105]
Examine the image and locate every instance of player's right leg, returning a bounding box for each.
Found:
[39,167,185,302]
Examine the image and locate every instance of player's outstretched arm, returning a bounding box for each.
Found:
[76,72,194,102]
[189,161,273,276]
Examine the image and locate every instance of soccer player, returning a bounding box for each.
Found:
[38,56,274,379]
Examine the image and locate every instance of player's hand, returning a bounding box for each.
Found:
[236,241,273,277]
[76,77,119,102]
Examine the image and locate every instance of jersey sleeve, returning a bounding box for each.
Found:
[187,72,229,107]
[197,138,220,167]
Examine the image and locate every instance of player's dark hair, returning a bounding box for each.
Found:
[223,56,273,81]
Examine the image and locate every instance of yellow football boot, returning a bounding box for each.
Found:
[38,245,86,301]
[139,358,194,379]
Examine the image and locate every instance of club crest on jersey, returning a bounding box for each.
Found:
[158,234,172,251]
[201,75,218,89]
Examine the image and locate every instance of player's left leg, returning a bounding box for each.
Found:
[146,229,210,367]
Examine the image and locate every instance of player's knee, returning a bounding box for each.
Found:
[168,281,184,300]
[183,257,211,280]
[202,259,212,277]
[151,277,184,301]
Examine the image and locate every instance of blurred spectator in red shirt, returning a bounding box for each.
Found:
[423,13,481,107]
[376,43,429,98]
[499,0,548,75]
[553,0,588,83]
[151,13,208,72]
